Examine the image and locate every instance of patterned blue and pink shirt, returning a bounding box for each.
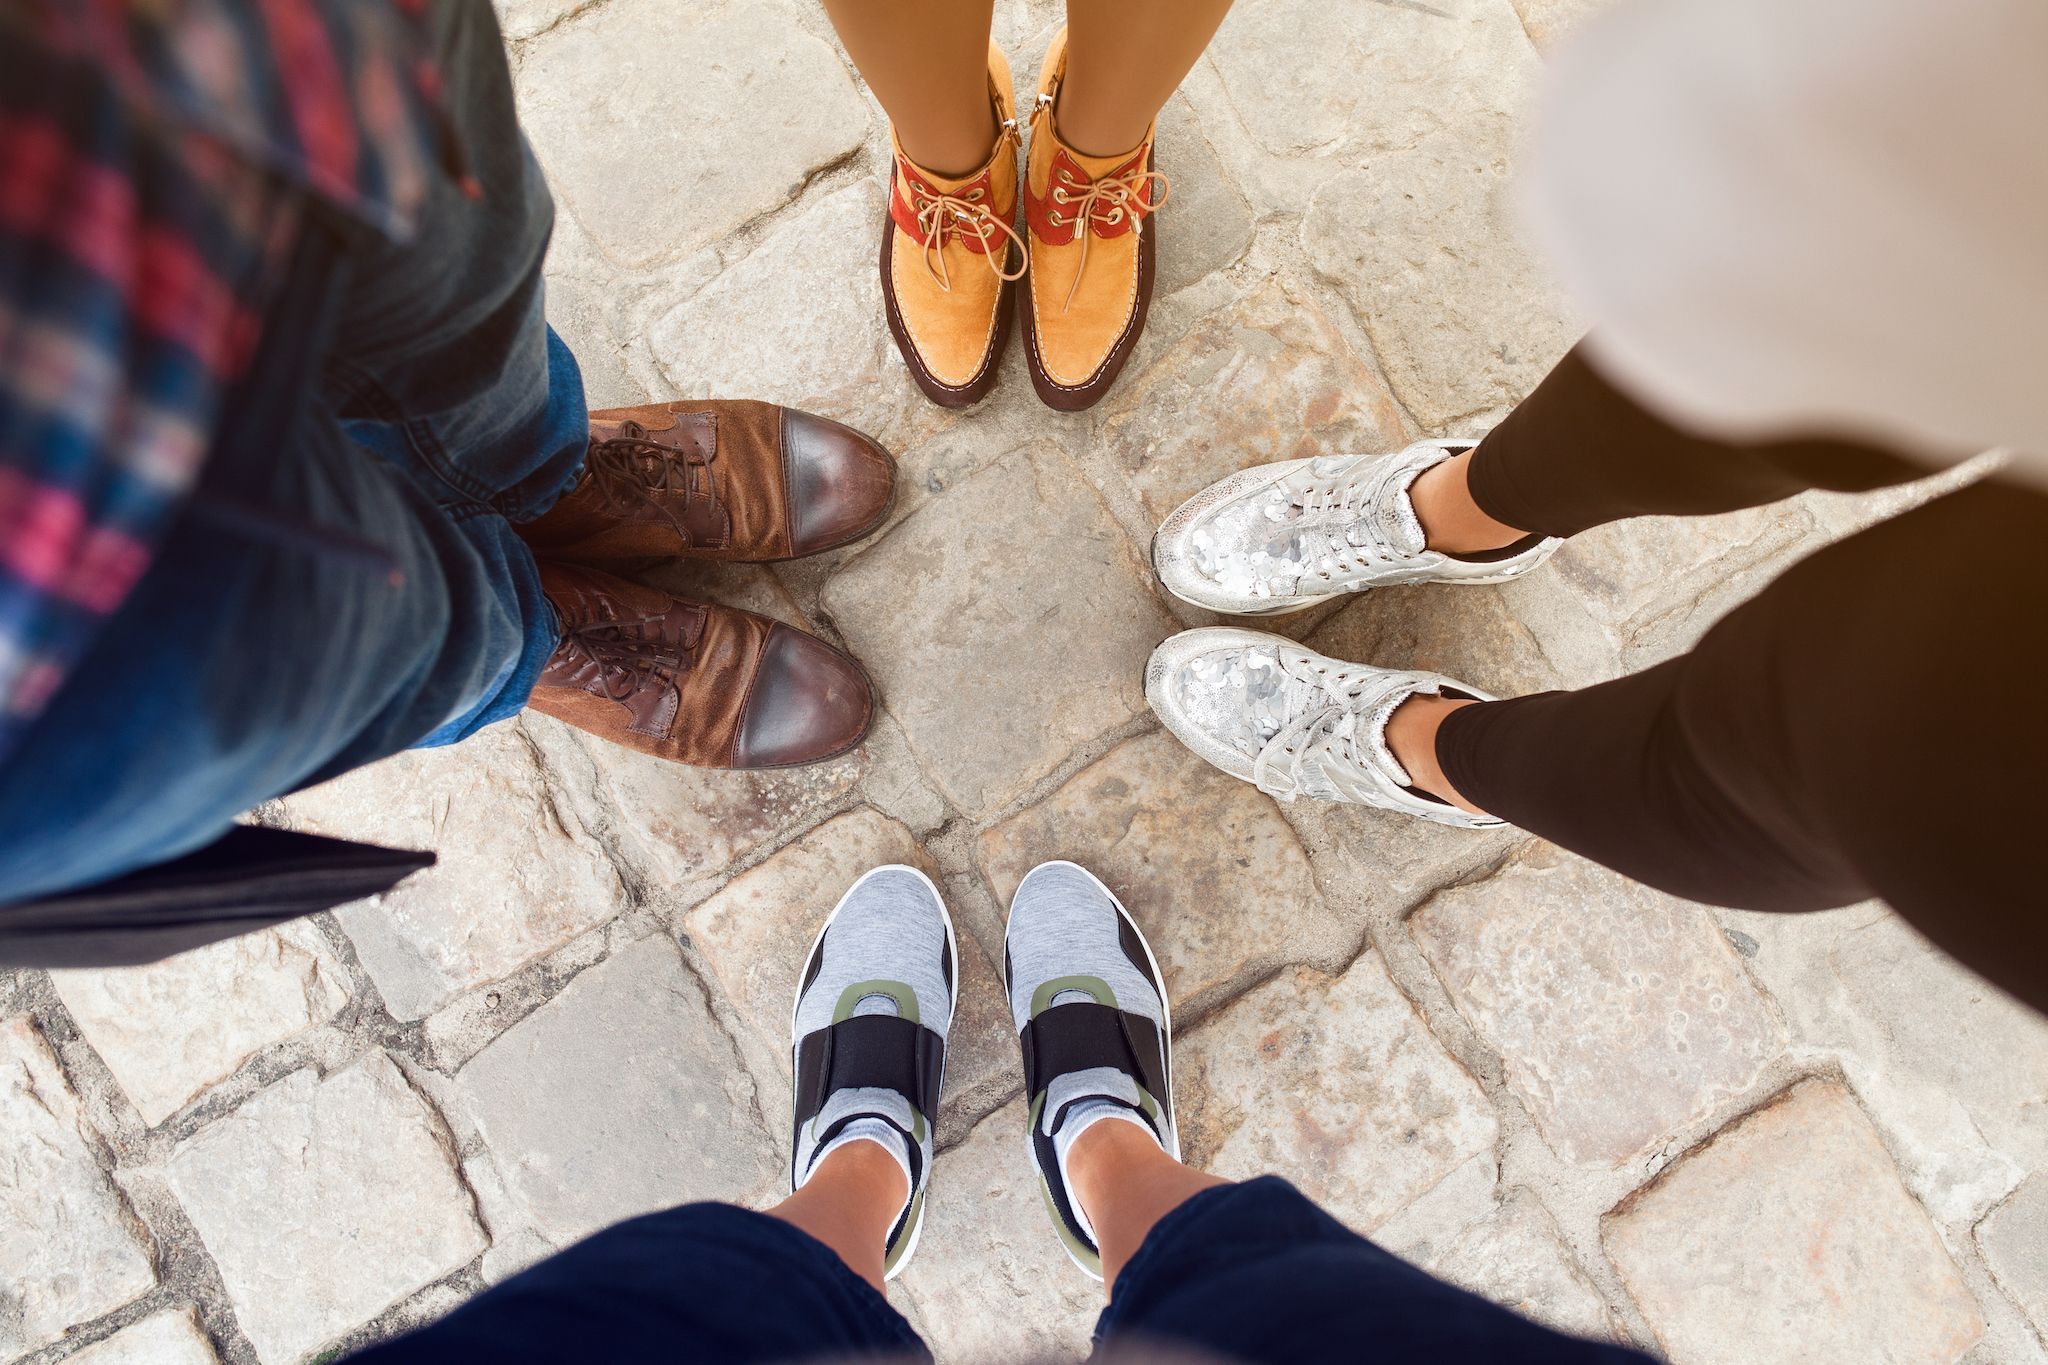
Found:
[0,0,441,763]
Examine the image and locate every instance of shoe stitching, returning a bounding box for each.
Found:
[888,223,1008,393]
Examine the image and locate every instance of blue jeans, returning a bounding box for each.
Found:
[0,0,584,902]
[348,1178,1656,1364]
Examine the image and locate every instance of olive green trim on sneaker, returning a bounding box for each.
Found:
[1030,973,1116,1016]
[883,1186,927,1277]
[1039,1176,1104,1277]
[833,979,921,1025]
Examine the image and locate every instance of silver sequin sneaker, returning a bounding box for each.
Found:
[1146,627,1505,829]
[1151,439,1561,616]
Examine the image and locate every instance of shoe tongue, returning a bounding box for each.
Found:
[1337,460,1426,557]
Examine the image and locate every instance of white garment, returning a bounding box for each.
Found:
[1520,0,2048,483]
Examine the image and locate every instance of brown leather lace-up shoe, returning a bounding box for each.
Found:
[1021,28,1170,412]
[518,399,895,563]
[881,42,1025,409]
[526,563,873,770]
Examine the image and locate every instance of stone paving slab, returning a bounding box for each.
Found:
[680,808,1014,1141]
[50,924,348,1127]
[1151,95,1256,298]
[645,179,941,463]
[1387,1190,1624,1344]
[452,933,777,1249]
[1177,954,1498,1231]
[977,730,1341,1013]
[164,1052,484,1365]
[0,1017,156,1361]
[1721,903,2048,1225]
[1603,1079,1983,1365]
[60,1308,217,1365]
[1412,845,1784,1166]
[286,720,630,1021]
[523,703,863,893]
[896,1096,1101,1362]
[1236,0,1577,429]
[1096,275,1411,521]
[1979,1174,2048,1338]
[822,448,1179,818]
[517,0,867,270]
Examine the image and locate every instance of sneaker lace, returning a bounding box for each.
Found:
[906,122,1027,293]
[558,607,691,703]
[582,420,716,541]
[1033,95,1171,314]
[1246,651,1397,803]
[1280,456,1419,586]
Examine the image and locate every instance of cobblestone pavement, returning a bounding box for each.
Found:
[4,2,2045,1363]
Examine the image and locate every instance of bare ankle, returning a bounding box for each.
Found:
[898,103,1002,179]
[1384,694,1490,816]
[1412,450,1531,556]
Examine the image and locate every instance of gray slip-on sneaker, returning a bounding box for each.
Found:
[790,863,958,1280]
[1003,860,1178,1281]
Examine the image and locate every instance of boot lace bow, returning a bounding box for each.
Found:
[1033,95,1172,313]
[905,122,1027,292]
[558,606,690,703]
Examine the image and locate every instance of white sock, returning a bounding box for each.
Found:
[806,1116,914,1214]
[1049,1094,1159,1246]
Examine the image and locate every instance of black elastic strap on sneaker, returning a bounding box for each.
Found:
[793,1013,946,1131]
[1019,1001,1168,1109]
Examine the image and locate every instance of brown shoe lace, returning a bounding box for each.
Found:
[556,607,691,703]
[1032,95,1172,314]
[904,120,1028,293]
[580,420,718,543]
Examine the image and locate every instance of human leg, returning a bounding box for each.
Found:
[1451,343,1930,543]
[353,863,962,1361]
[999,859,1652,1362]
[1087,1172,1652,1365]
[819,0,999,177]
[821,0,1022,407]
[1059,0,1236,158]
[1148,472,2048,1011]
[1153,341,1929,615]
[344,1199,927,1364]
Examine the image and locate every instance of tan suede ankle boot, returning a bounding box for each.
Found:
[1021,28,1170,412]
[880,43,1024,409]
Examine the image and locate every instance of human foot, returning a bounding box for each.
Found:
[518,401,895,563]
[789,864,958,1281]
[1020,28,1169,412]
[1145,627,1505,828]
[526,563,874,770]
[881,42,1025,410]
[1151,440,1559,615]
[1003,860,1177,1281]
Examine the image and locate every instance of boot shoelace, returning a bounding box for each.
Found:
[582,420,717,542]
[559,607,691,704]
[1033,95,1172,313]
[906,120,1027,293]
[1284,455,1421,585]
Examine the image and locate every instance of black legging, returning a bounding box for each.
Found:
[1437,347,2048,1014]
